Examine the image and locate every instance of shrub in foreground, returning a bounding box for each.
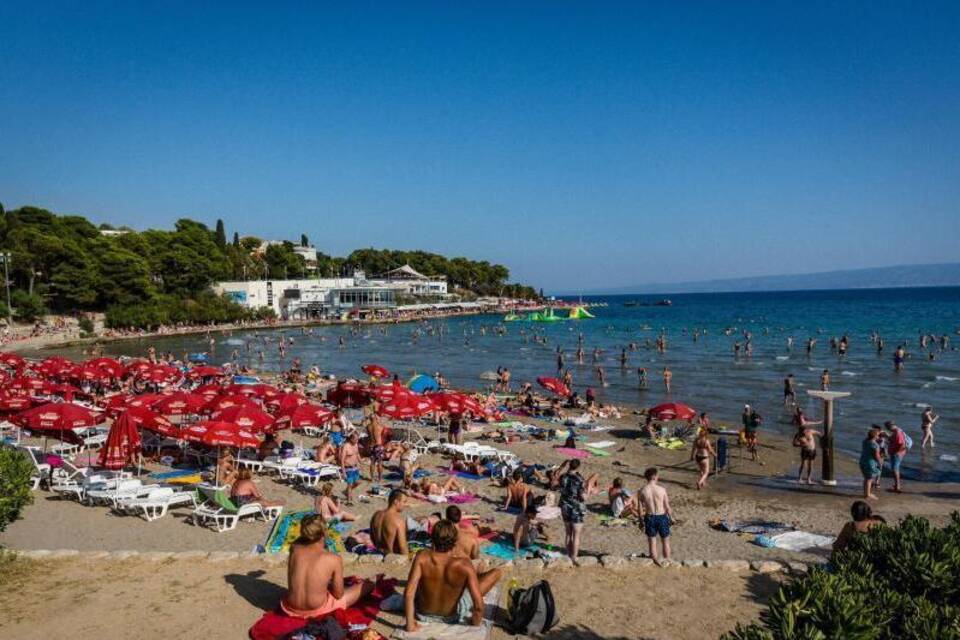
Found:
[724,513,960,640]
[0,448,34,532]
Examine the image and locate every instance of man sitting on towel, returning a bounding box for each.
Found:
[282,514,374,619]
[404,520,502,631]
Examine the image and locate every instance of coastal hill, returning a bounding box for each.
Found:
[595,262,960,295]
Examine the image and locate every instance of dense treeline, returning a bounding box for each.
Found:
[0,204,538,328]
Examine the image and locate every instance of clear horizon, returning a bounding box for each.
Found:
[1,2,958,292]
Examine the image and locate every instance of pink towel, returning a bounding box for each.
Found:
[554,447,590,459]
[447,493,478,505]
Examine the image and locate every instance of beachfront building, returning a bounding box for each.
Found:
[213,276,397,320]
[367,264,449,298]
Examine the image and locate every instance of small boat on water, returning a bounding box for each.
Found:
[655,299,672,306]
[623,300,639,307]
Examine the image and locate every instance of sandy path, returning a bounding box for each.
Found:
[0,556,782,640]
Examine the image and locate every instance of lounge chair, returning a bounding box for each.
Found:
[120,486,197,521]
[190,484,282,532]
[17,446,50,490]
[286,464,342,487]
[86,479,155,508]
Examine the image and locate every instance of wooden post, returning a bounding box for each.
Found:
[806,390,850,486]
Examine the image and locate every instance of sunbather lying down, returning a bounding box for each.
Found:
[412,477,465,497]
[283,515,374,619]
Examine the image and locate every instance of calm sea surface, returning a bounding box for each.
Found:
[71,287,960,480]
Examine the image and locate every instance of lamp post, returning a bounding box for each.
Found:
[806,389,851,486]
[0,252,11,325]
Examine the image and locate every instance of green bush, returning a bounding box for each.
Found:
[105,292,270,330]
[724,513,960,640]
[0,448,34,532]
[77,316,94,335]
[10,290,46,323]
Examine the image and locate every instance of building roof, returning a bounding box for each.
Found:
[380,264,429,280]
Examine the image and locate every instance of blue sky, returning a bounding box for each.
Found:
[1,2,958,293]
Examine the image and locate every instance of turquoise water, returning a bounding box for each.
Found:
[85,287,960,480]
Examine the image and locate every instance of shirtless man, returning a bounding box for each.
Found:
[367,412,386,483]
[639,467,673,564]
[503,469,532,512]
[282,515,374,619]
[404,520,502,632]
[513,503,544,552]
[370,489,409,555]
[793,416,823,484]
[445,505,480,559]
[338,432,362,505]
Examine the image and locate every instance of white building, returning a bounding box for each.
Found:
[367,264,449,297]
[213,276,396,320]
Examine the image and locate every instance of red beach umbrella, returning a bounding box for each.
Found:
[427,391,483,417]
[223,383,259,397]
[137,365,182,385]
[361,364,390,379]
[273,403,335,431]
[183,421,259,448]
[16,402,99,432]
[187,365,224,379]
[0,393,33,412]
[193,383,224,399]
[379,394,437,420]
[122,393,164,410]
[0,352,26,369]
[122,406,179,438]
[537,376,571,397]
[38,357,75,377]
[264,392,308,414]
[204,394,259,414]
[123,360,154,378]
[97,412,142,470]
[649,402,697,421]
[327,382,371,408]
[85,357,124,378]
[211,404,275,432]
[151,392,207,416]
[6,375,47,394]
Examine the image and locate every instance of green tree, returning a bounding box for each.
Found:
[11,289,46,322]
[0,448,33,532]
[215,218,227,247]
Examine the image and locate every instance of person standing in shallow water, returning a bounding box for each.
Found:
[662,367,672,394]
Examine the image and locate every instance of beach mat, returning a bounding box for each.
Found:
[767,530,835,552]
[554,447,590,459]
[264,510,349,554]
[439,467,486,481]
[250,576,397,640]
[585,447,611,457]
[393,587,499,640]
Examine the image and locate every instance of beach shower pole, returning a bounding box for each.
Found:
[806,390,851,486]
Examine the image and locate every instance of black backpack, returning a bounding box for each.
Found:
[507,580,558,634]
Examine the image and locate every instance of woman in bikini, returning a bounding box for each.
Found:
[231,469,284,508]
[690,431,716,490]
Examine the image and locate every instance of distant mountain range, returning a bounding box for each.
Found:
[589,263,960,295]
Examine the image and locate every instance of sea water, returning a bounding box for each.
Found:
[86,287,960,480]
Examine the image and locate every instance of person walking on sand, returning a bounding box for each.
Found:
[662,367,672,394]
[639,467,673,564]
[338,432,362,505]
[921,406,939,448]
[690,431,716,490]
[859,427,883,501]
[883,421,908,493]
[559,458,586,560]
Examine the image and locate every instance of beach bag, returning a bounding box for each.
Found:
[507,580,558,634]
[904,433,913,450]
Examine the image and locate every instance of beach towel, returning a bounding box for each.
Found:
[446,493,478,505]
[149,468,202,480]
[586,440,616,449]
[385,469,433,481]
[250,576,397,640]
[554,447,590,459]
[585,447,611,457]
[598,515,632,527]
[439,467,485,481]
[393,586,500,640]
[768,530,835,552]
[264,510,350,554]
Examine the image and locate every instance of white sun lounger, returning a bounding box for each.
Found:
[120,486,197,521]
[86,479,155,508]
[190,485,282,532]
[17,446,50,490]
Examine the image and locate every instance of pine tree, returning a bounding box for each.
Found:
[215,219,226,247]
[232,231,240,247]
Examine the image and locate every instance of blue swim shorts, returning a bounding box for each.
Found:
[345,467,361,485]
[643,513,671,538]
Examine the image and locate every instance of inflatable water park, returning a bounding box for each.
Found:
[503,306,595,322]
